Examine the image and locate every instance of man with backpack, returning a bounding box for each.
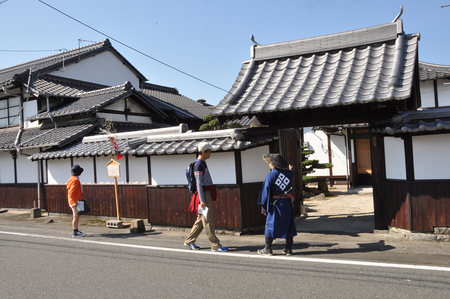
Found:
[184,142,228,252]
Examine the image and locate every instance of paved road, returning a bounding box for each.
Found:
[1,223,450,298]
[1,189,450,297]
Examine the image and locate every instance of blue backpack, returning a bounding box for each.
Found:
[186,162,197,193]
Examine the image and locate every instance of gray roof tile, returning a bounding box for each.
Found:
[141,83,213,119]
[28,82,133,120]
[27,82,167,121]
[30,127,277,160]
[212,20,419,118]
[0,120,97,150]
[0,39,146,86]
[25,75,106,97]
[378,107,450,135]
[419,62,450,81]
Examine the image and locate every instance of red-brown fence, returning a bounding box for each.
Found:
[147,184,257,229]
[383,180,450,232]
[2,180,449,232]
[43,184,148,219]
[0,183,38,209]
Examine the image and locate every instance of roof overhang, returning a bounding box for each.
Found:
[212,19,420,128]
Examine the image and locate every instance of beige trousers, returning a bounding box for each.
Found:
[185,190,221,250]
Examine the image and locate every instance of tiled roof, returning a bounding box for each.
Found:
[376,107,450,135]
[140,83,213,119]
[109,122,168,133]
[226,116,256,127]
[24,75,107,97]
[212,20,419,117]
[0,120,97,150]
[28,82,133,120]
[30,137,122,161]
[419,62,450,81]
[30,127,277,160]
[28,82,167,121]
[0,39,147,86]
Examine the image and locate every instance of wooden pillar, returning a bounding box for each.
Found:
[279,128,303,216]
[403,135,414,231]
[369,131,387,230]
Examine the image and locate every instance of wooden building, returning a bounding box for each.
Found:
[212,15,449,232]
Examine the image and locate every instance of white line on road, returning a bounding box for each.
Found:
[1,230,450,272]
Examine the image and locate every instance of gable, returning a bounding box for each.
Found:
[98,96,154,124]
[49,51,140,89]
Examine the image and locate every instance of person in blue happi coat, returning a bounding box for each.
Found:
[257,153,297,256]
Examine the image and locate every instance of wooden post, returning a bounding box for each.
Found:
[114,176,120,221]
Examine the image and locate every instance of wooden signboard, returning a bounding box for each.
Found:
[106,159,121,221]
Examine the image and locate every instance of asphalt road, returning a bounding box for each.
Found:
[1,221,450,298]
[2,190,450,298]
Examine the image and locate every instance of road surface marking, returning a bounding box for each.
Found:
[1,230,449,272]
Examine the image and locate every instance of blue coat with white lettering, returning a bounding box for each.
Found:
[257,168,297,238]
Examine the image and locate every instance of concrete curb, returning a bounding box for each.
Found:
[389,226,450,242]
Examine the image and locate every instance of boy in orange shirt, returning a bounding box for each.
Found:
[67,164,85,238]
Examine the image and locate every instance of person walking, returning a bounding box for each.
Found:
[184,142,228,252]
[67,164,85,238]
[257,153,297,256]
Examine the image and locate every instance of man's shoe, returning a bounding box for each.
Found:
[257,248,273,256]
[212,246,228,252]
[282,248,293,256]
[72,231,84,238]
[184,243,200,250]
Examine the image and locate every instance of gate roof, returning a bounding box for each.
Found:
[212,19,419,123]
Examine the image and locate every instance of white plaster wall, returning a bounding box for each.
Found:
[304,127,330,176]
[150,152,236,186]
[206,151,236,184]
[47,159,95,184]
[413,134,450,180]
[129,157,148,184]
[47,159,72,184]
[16,150,39,183]
[151,154,197,185]
[40,160,48,183]
[384,137,406,180]
[72,158,95,184]
[437,79,450,107]
[351,140,355,163]
[329,134,348,176]
[50,51,140,89]
[96,156,126,184]
[97,112,152,124]
[23,99,39,128]
[420,80,435,108]
[241,145,270,183]
[0,152,15,183]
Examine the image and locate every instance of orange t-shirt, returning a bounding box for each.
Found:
[67,176,83,206]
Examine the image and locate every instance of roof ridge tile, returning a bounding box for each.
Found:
[76,81,132,98]
[0,40,109,75]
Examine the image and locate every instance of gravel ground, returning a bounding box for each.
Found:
[304,192,374,218]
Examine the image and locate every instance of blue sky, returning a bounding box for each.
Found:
[1,1,449,105]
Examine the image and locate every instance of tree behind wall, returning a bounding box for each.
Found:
[302,146,333,194]
[199,114,242,131]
